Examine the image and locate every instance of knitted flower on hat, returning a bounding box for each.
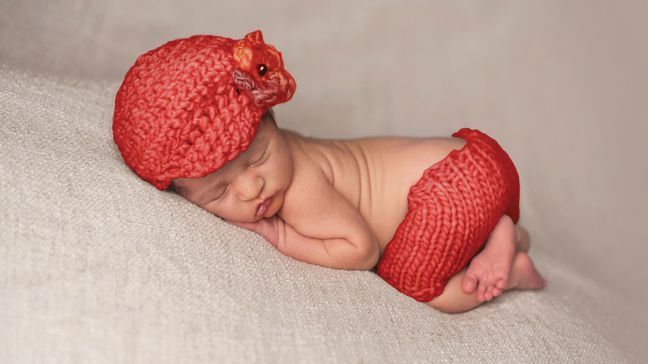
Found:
[113,30,296,190]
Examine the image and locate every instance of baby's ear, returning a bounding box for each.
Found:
[262,109,277,127]
[168,180,182,194]
[262,108,275,121]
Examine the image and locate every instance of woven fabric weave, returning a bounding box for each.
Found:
[377,128,520,302]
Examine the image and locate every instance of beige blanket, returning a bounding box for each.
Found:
[1,0,646,362]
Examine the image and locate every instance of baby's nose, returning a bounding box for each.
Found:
[233,173,264,201]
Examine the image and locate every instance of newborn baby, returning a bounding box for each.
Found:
[113,30,546,314]
[171,111,546,313]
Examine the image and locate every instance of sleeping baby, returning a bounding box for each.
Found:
[113,30,546,313]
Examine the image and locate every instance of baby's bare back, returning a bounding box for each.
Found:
[280,129,467,253]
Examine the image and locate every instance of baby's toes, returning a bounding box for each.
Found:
[462,273,479,294]
[484,289,494,301]
[495,277,508,290]
[477,280,488,302]
[491,286,503,297]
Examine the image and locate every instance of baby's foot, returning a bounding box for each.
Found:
[462,217,517,302]
[516,226,531,253]
[509,251,547,290]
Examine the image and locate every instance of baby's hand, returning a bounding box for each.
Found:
[226,216,285,248]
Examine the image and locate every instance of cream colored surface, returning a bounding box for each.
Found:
[1,0,646,362]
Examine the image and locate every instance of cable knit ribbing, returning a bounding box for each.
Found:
[377,128,520,302]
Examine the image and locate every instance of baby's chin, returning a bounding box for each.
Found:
[253,208,279,222]
[254,213,276,222]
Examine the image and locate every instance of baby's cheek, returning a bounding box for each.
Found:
[204,205,222,217]
[205,204,239,221]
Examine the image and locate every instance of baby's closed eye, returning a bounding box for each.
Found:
[248,150,269,167]
[213,185,228,200]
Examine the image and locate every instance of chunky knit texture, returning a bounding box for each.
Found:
[377,128,520,302]
[113,30,296,190]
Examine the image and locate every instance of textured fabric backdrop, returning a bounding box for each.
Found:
[1,0,647,362]
[0,64,637,363]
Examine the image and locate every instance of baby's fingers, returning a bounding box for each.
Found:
[225,218,280,248]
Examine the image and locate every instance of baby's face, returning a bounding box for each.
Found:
[172,118,294,223]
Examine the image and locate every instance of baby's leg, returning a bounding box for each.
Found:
[427,251,547,314]
[516,225,530,253]
[462,215,518,302]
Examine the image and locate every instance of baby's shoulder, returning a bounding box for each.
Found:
[278,157,345,225]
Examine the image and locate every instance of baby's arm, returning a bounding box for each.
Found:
[282,167,381,270]
[274,215,379,270]
[233,168,380,270]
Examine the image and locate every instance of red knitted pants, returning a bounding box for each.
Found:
[376,128,520,302]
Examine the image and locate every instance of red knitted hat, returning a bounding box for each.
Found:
[113,30,296,190]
